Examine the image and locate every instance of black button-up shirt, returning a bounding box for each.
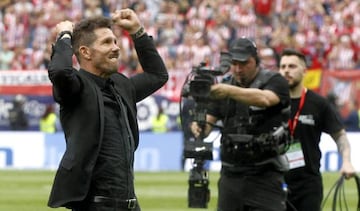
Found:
[84,71,135,199]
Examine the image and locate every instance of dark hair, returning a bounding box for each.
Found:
[72,16,113,61]
[280,48,307,67]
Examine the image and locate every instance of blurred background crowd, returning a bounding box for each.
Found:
[1,0,360,132]
[1,0,360,73]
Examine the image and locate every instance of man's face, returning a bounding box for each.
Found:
[88,28,120,76]
[279,55,305,89]
[231,56,257,86]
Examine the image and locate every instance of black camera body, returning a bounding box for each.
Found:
[182,52,231,103]
[180,52,231,209]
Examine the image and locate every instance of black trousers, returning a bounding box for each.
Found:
[217,170,286,211]
[286,177,323,211]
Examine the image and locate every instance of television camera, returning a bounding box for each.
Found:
[180,52,232,208]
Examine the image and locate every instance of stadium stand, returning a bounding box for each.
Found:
[0,0,359,72]
[0,0,360,130]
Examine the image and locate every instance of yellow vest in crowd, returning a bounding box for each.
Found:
[151,114,169,133]
[40,113,57,133]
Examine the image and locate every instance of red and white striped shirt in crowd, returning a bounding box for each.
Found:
[230,4,257,39]
[188,18,206,31]
[328,48,356,70]
[190,38,212,66]
[186,2,213,21]
[156,45,171,65]
[328,36,357,70]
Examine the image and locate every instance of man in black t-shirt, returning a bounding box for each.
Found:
[191,37,291,211]
[279,48,356,211]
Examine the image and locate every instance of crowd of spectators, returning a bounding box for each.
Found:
[1,0,360,132]
[0,0,360,75]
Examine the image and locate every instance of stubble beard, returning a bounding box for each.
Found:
[96,62,118,75]
[289,79,300,91]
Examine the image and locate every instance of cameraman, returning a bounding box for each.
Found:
[191,37,291,211]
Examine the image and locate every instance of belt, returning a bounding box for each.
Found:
[92,196,137,209]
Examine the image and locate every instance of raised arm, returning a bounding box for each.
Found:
[48,21,81,104]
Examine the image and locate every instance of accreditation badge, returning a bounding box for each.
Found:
[285,141,305,169]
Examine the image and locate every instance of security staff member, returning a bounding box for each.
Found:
[151,107,169,133]
[191,37,291,211]
[39,104,57,133]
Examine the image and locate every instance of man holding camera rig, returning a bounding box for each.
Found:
[191,37,291,211]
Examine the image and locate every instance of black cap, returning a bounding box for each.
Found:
[229,37,257,62]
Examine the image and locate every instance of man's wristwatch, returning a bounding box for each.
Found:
[56,31,72,41]
[130,26,145,40]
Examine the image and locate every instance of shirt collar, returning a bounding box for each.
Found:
[80,69,107,89]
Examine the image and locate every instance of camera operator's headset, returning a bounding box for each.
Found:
[250,41,261,67]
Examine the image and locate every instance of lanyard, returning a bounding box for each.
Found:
[288,88,307,136]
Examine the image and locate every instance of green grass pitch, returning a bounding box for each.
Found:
[0,170,357,211]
